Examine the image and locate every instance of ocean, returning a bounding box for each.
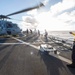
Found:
[48,31,75,41]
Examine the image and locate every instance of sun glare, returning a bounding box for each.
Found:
[35,12,71,31]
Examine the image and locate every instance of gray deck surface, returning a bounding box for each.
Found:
[0,44,75,75]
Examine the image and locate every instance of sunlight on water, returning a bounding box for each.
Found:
[48,31,75,41]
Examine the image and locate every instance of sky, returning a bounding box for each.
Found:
[0,0,75,31]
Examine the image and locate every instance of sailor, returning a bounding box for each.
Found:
[67,40,75,68]
[30,29,32,34]
[44,30,48,42]
[38,30,40,36]
[26,29,29,34]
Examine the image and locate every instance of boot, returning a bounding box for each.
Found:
[67,63,75,68]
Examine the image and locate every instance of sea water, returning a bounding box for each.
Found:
[48,31,75,41]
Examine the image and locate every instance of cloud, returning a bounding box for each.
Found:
[42,0,49,5]
[19,16,38,31]
[57,10,75,24]
[27,9,38,16]
[22,16,37,24]
[20,0,75,31]
[35,11,73,31]
[50,0,75,16]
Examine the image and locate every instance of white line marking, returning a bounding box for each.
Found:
[0,43,25,45]
[11,37,25,43]
[0,36,72,64]
[58,55,72,64]
[11,37,39,49]
[51,54,72,64]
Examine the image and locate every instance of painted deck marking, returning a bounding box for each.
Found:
[0,36,72,64]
